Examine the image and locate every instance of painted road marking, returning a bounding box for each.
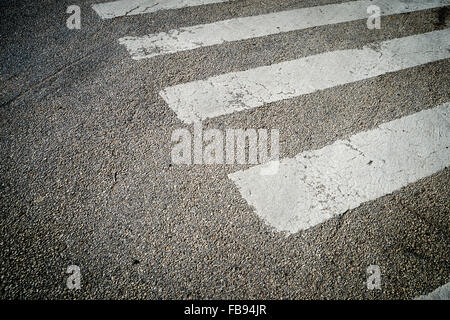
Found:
[92,0,230,19]
[160,29,450,124]
[228,103,450,234]
[119,0,450,59]
[415,282,450,300]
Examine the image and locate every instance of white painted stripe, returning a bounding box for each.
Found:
[228,103,450,234]
[415,282,450,300]
[119,0,450,59]
[160,29,450,124]
[92,0,229,19]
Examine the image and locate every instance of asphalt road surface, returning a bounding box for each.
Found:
[1,0,449,299]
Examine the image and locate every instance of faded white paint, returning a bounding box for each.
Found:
[228,103,450,234]
[415,282,450,300]
[92,0,230,19]
[160,29,450,123]
[119,0,450,59]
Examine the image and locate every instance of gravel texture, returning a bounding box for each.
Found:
[0,0,449,299]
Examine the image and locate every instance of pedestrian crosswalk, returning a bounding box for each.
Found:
[92,0,230,19]
[92,0,450,235]
[89,0,450,299]
[118,0,450,59]
[160,29,450,123]
[229,102,450,234]
[416,281,450,300]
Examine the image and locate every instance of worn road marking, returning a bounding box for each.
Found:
[228,103,450,234]
[415,282,450,300]
[160,29,450,123]
[119,0,450,59]
[92,0,229,19]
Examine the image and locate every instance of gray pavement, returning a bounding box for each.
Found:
[0,0,449,299]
